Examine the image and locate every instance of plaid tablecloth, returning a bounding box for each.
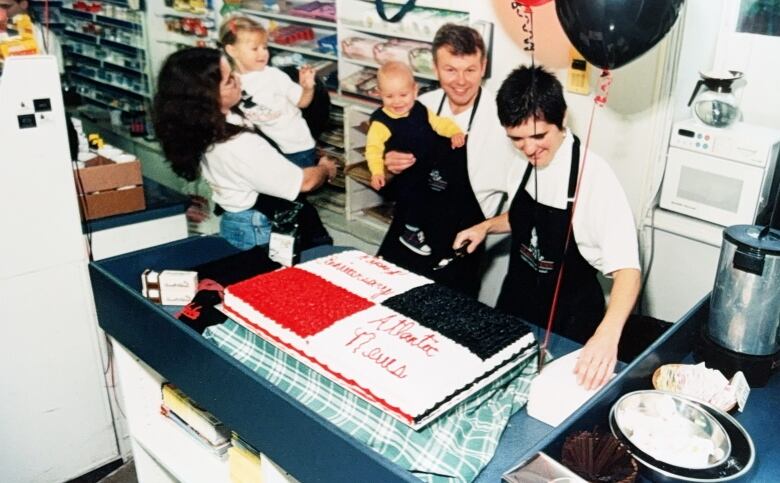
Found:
[204,319,539,483]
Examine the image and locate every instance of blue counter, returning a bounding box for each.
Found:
[90,236,778,482]
[518,299,779,482]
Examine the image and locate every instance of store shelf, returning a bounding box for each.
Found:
[65,47,147,73]
[309,185,346,214]
[155,31,213,48]
[71,71,149,97]
[157,6,214,19]
[61,6,144,29]
[113,345,230,483]
[241,6,336,29]
[78,91,135,113]
[63,28,146,51]
[340,22,442,44]
[132,417,229,482]
[61,0,152,124]
[345,160,372,186]
[268,39,337,61]
[342,57,436,80]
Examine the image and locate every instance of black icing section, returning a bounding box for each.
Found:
[382,284,532,360]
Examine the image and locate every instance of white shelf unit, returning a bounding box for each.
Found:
[113,343,230,483]
[61,2,153,115]
[335,0,471,232]
[308,100,347,216]
[336,0,468,101]
[145,0,222,82]
[344,104,393,230]
[241,3,338,66]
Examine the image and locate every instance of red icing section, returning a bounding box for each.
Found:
[227,268,374,337]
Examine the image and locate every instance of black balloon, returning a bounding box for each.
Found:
[555,0,684,70]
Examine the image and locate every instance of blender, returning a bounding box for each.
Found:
[687,70,744,128]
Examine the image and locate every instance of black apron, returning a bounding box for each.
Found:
[377,90,486,297]
[214,118,333,251]
[496,135,605,344]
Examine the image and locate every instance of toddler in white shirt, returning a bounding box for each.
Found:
[220,16,318,167]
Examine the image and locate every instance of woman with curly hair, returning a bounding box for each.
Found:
[153,47,337,250]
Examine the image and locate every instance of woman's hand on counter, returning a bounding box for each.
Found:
[574,327,620,390]
[575,268,641,390]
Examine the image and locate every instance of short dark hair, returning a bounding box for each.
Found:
[496,65,566,129]
[432,23,486,62]
[153,47,241,181]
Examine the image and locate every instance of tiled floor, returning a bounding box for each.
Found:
[98,461,137,483]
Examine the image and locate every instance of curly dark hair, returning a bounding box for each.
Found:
[496,65,567,129]
[152,47,242,181]
[432,24,486,63]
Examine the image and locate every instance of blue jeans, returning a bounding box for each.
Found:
[284,148,316,168]
[219,209,271,250]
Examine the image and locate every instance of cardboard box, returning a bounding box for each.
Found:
[74,156,145,220]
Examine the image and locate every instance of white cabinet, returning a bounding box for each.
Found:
[0,56,120,483]
[112,344,230,483]
[642,209,723,322]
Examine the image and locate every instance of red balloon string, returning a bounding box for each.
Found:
[538,97,602,371]
[511,2,536,60]
[594,69,613,106]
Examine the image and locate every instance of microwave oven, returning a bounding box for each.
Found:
[660,119,780,227]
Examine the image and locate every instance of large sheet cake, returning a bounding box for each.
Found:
[222,250,537,429]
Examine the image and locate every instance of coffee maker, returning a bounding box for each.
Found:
[698,208,780,386]
[688,70,743,128]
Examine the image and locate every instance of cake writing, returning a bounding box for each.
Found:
[357,254,407,276]
[319,256,397,299]
[344,314,442,380]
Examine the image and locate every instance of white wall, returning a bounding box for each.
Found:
[713,1,780,130]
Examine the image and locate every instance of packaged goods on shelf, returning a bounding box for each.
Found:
[270,24,314,44]
[288,1,335,22]
[316,32,337,54]
[372,38,430,68]
[161,383,230,447]
[341,35,382,62]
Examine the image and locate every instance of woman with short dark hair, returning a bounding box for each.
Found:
[455,65,641,390]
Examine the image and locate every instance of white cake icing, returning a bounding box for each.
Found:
[306,305,486,417]
[222,250,537,428]
[296,250,432,302]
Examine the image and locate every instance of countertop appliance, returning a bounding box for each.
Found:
[687,70,743,128]
[698,224,780,387]
[660,118,780,227]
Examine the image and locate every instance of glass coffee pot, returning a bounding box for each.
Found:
[687,70,743,128]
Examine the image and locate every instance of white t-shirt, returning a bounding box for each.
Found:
[419,86,524,218]
[238,67,315,154]
[201,113,303,213]
[34,23,64,74]
[518,130,640,276]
